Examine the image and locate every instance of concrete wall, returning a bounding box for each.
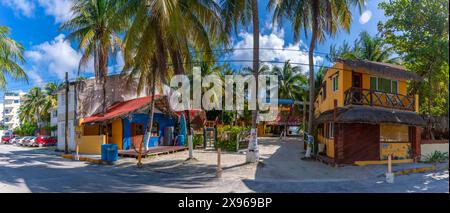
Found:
[79,135,106,155]
[421,140,449,160]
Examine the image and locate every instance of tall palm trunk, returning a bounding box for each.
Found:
[303,95,307,132]
[137,64,157,167]
[307,4,318,135]
[247,0,260,163]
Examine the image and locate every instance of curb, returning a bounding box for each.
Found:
[61,154,108,165]
[394,165,437,176]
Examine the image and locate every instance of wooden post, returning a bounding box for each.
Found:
[386,154,395,183]
[388,154,392,173]
[216,148,222,178]
[64,72,69,154]
[370,90,373,106]
[333,99,337,122]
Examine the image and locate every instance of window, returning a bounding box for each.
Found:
[324,122,334,139]
[14,100,19,103]
[328,123,334,139]
[322,83,327,100]
[332,75,338,92]
[370,77,398,93]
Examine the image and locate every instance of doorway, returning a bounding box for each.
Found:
[352,72,363,103]
[131,123,145,149]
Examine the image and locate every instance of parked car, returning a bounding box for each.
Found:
[35,136,57,147]
[23,137,37,146]
[17,137,32,146]
[1,135,12,144]
[10,137,22,145]
[25,137,38,146]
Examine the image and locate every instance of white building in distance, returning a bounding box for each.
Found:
[2,92,26,130]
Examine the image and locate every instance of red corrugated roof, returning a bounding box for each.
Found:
[266,111,301,125]
[83,96,160,124]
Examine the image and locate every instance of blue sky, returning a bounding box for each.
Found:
[0,0,387,100]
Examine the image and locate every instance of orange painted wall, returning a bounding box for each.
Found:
[315,62,417,116]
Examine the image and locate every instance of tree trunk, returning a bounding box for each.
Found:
[247,0,260,163]
[307,6,318,134]
[303,95,307,131]
[137,68,157,167]
[427,69,435,140]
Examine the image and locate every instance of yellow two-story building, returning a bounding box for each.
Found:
[314,59,425,165]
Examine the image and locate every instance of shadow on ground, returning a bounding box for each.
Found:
[0,146,224,192]
[241,138,449,193]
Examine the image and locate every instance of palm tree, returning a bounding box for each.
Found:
[271,61,307,139]
[41,82,58,123]
[61,0,126,114]
[270,0,365,134]
[120,0,226,164]
[19,87,46,126]
[329,31,400,63]
[220,0,261,162]
[0,26,27,89]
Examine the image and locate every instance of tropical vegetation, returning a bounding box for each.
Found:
[18,82,58,128]
[378,0,449,139]
[270,0,366,134]
[328,31,400,63]
[0,25,27,89]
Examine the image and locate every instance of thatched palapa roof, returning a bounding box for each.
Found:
[336,58,423,81]
[315,106,425,126]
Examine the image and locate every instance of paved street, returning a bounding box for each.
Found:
[0,138,448,193]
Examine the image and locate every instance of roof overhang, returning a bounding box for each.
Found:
[315,106,425,126]
[335,58,424,82]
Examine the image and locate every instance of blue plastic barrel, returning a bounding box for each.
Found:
[107,144,118,162]
[101,144,109,161]
[177,135,185,146]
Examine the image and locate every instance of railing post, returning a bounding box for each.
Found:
[370,90,373,106]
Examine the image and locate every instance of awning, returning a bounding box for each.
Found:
[315,106,425,126]
[265,110,301,126]
[82,95,176,124]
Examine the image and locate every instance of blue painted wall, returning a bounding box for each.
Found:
[122,113,177,150]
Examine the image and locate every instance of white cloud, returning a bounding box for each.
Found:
[228,31,323,74]
[0,0,35,17]
[24,34,91,81]
[0,0,73,23]
[27,68,44,86]
[359,10,372,25]
[38,0,74,23]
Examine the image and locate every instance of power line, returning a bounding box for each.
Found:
[190,47,332,56]
[2,59,345,92]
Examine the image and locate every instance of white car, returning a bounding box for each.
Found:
[23,137,37,146]
[10,137,22,145]
[25,137,38,147]
[17,137,32,146]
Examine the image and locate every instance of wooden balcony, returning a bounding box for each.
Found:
[344,87,416,111]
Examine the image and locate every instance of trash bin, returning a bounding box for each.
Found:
[106,144,118,162]
[177,135,185,146]
[101,144,118,162]
[101,144,109,161]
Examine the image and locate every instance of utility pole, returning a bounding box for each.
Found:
[64,72,69,154]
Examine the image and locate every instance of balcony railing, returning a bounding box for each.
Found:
[344,87,416,111]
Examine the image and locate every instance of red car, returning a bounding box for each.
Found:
[35,136,57,147]
[1,136,11,144]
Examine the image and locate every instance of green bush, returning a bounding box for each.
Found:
[423,151,449,164]
[192,134,203,148]
[216,125,250,151]
[13,122,37,136]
